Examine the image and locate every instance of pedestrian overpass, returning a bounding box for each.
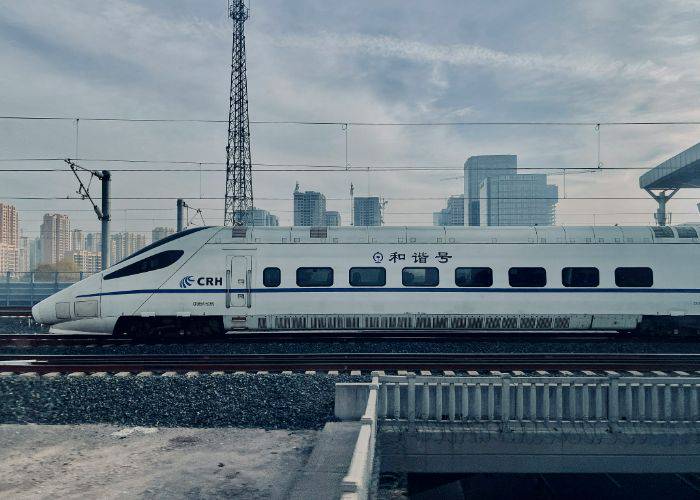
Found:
[640,142,700,225]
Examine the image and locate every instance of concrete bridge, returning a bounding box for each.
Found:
[336,371,700,499]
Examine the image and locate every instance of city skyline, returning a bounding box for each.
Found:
[0,203,180,273]
[0,1,698,230]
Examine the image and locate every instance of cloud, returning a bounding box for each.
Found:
[0,0,699,231]
[652,34,698,47]
[271,31,681,84]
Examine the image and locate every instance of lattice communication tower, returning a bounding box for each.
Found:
[224,0,253,226]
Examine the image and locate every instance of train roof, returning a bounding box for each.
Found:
[207,225,700,244]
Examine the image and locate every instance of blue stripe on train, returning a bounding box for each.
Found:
[77,287,700,298]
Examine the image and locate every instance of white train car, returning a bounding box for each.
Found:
[32,224,700,336]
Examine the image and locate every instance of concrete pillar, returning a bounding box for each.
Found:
[645,188,679,226]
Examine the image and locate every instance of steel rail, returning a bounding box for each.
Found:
[1,352,700,373]
[0,330,684,347]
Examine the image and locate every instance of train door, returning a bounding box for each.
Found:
[226,255,252,308]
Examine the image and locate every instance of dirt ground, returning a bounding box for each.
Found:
[0,424,317,499]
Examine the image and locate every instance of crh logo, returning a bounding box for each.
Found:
[179,275,223,288]
[179,276,195,288]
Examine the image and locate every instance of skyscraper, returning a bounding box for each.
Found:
[353,197,382,226]
[152,227,176,243]
[324,211,341,227]
[111,233,147,264]
[0,203,19,273]
[0,203,18,247]
[18,236,30,273]
[71,250,101,274]
[479,174,558,226]
[464,155,517,226]
[40,213,71,265]
[240,208,279,227]
[433,195,465,226]
[85,232,101,253]
[293,183,327,226]
[71,229,84,252]
[29,238,41,271]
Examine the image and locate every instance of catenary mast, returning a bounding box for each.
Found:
[224,0,253,226]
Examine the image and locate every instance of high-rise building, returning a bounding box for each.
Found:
[433,195,465,226]
[353,197,382,226]
[0,203,19,273]
[40,213,71,265]
[18,236,30,273]
[324,211,341,227]
[29,238,41,271]
[0,246,18,274]
[71,229,84,252]
[111,232,147,264]
[479,174,558,226]
[0,203,19,247]
[464,155,517,226]
[152,227,176,242]
[71,250,101,274]
[240,209,279,227]
[85,232,101,253]
[293,183,327,226]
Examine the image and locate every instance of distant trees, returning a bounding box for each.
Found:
[33,258,80,281]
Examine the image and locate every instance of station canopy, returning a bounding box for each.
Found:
[640,141,700,189]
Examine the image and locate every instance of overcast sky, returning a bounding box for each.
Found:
[1,0,699,235]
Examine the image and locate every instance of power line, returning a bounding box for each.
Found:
[0,157,673,171]
[2,115,700,126]
[1,195,698,201]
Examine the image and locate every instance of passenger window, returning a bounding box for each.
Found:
[296,267,333,287]
[349,267,386,287]
[402,267,439,287]
[104,250,184,280]
[562,267,599,287]
[615,267,653,287]
[455,267,492,287]
[508,267,546,287]
[263,267,281,287]
[677,226,698,238]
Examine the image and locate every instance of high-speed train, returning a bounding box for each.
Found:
[32,224,700,336]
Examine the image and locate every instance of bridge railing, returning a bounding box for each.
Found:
[377,374,700,424]
[0,272,86,309]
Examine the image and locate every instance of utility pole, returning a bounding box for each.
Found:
[224,0,254,226]
[176,199,185,232]
[66,160,111,271]
[100,170,110,270]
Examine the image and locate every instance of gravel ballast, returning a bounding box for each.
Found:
[0,373,360,429]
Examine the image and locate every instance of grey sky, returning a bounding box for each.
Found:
[0,0,699,235]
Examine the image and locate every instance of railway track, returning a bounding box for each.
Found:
[2,352,700,374]
[0,330,693,347]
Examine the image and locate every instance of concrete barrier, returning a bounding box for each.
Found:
[339,376,379,500]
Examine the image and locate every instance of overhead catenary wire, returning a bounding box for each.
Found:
[2,195,698,201]
[2,115,700,126]
[0,157,680,171]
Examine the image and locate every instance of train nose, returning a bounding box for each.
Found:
[31,298,56,325]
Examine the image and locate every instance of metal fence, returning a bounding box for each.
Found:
[0,272,86,308]
[378,374,700,424]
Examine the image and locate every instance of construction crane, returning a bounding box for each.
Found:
[223,0,254,226]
